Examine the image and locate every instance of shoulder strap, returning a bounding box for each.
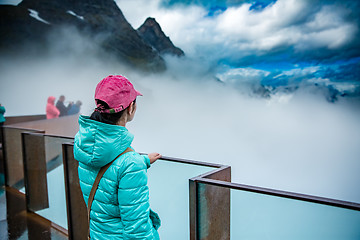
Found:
[87,147,133,238]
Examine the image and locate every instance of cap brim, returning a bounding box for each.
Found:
[135,90,143,96]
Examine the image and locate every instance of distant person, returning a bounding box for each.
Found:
[0,103,5,143]
[67,100,82,115]
[56,95,73,117]
[0,104,5,126]
[46,96,60,119]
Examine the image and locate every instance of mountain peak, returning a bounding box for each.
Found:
[142,17,162,34]
[138,17,185,57]
[0,0,169,72]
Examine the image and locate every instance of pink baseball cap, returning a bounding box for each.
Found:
[94,75,142,113]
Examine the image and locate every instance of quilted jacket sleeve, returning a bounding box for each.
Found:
[118,155,156,239]
[143,155,151,169]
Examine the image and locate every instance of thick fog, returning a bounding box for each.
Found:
[0,29,360,204]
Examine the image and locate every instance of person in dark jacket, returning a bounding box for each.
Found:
[56,95,73,117]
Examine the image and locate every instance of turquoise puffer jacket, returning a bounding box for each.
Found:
[74,115,160,239]
[0,105,5,123]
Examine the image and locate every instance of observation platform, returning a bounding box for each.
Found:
[0,114,359,239]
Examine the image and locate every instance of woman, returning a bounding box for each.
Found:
[46,96,60,119]
[74,75,161,239]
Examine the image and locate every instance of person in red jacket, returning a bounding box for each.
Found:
[46,96,60,119]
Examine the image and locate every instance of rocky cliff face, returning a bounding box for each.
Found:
[0,5,51,49]
[0,0,184,71]
[138,17,184,57]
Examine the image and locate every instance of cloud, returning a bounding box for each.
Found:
[117,0,359,67]
[214,0,358,59]
[216,67,270,84]
[116,0,360,99]
[275,66,320,78]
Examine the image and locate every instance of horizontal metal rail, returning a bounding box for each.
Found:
[2,125,48,132]
[195,178,360,211]
[143,154,224,168]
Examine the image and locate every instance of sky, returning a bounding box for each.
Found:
[1,0,360,204]
[117,0,360,97]
[1,0,359,96]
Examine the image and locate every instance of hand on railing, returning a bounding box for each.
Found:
[148,153,162,164]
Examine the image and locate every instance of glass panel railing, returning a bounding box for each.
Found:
[34,135,73,230]
[148,159,215,240]
[196,182,360,240]
[231,189,360,240]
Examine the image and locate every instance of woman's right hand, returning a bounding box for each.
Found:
[148,153,162,164]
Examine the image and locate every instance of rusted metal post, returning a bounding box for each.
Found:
[191,166,231,240]
[22,132,49,211]
[63,143,88,240]
[189,178,198,240]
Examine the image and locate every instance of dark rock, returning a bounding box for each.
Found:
[138,17,185,57]
[0,0,180,72]
[0,5,50,50]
